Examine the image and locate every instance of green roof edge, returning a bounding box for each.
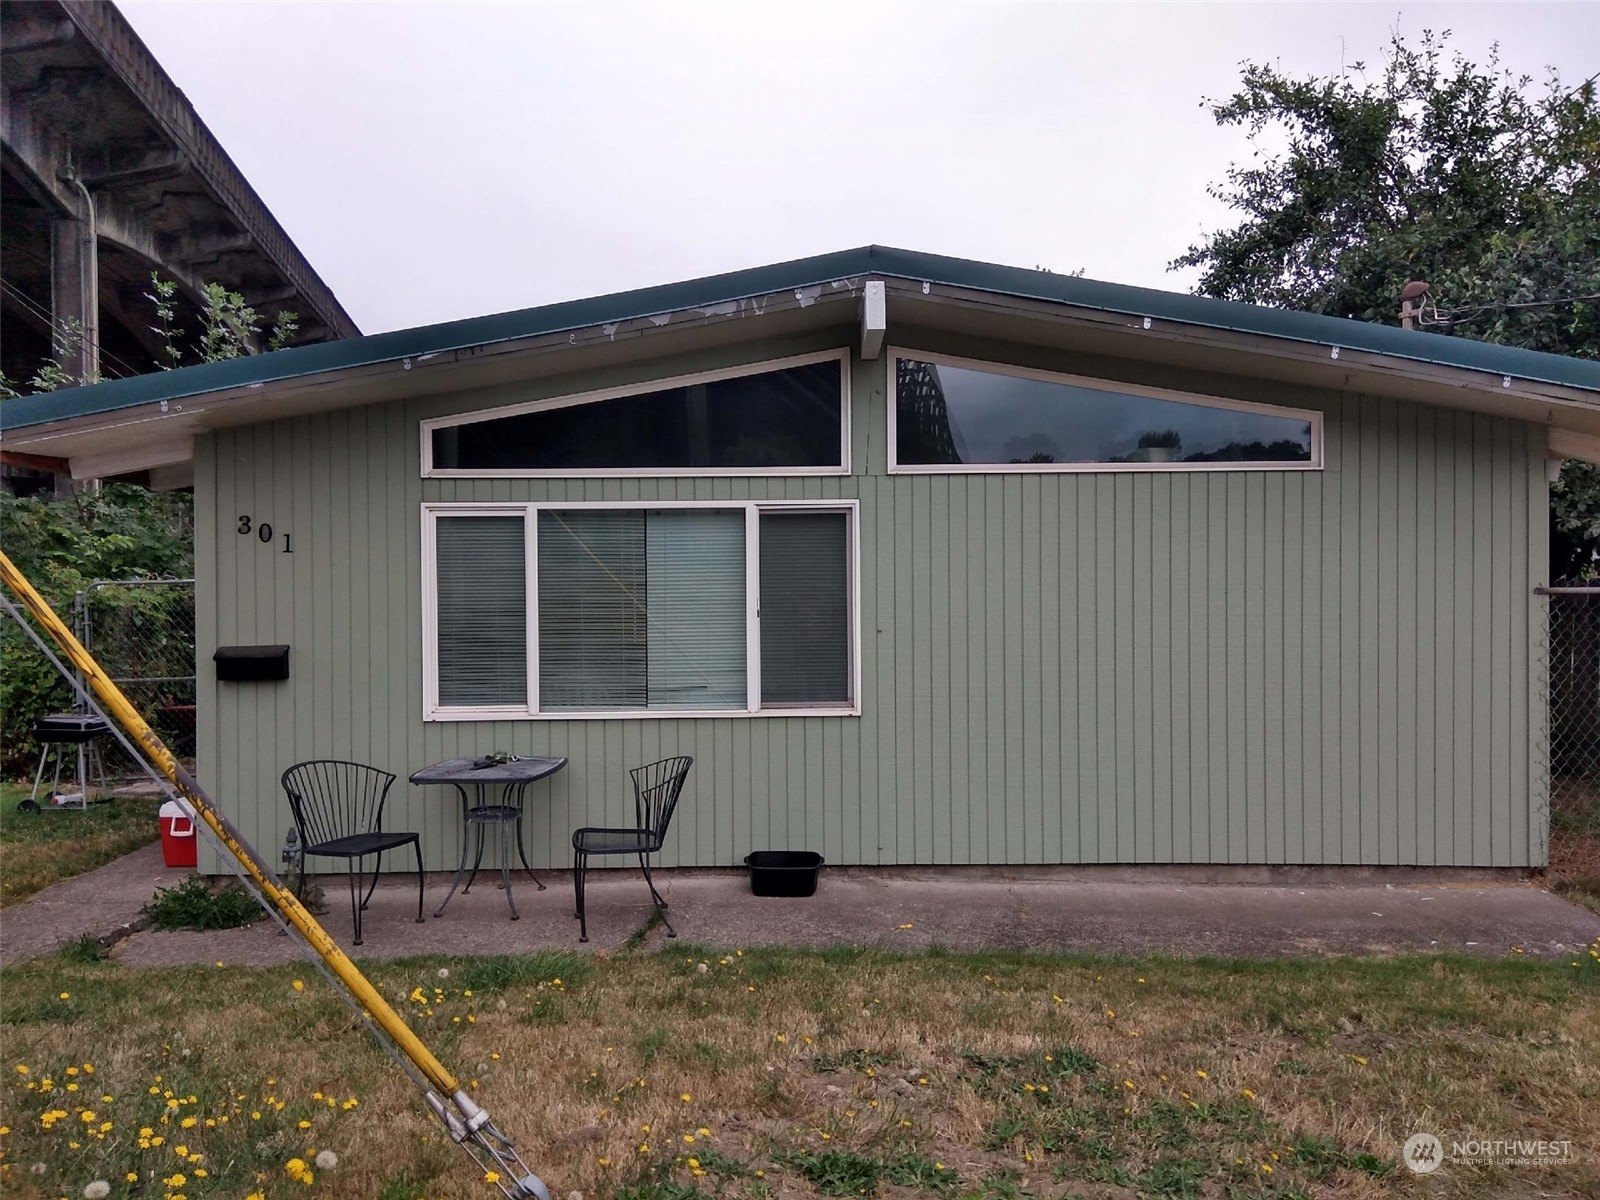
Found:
[5,244,1598,432]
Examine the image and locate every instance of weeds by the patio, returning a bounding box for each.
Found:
[2,944,1598,1200]
[0,783,159,907]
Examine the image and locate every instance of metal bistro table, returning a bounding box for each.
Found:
[409,755,567,920]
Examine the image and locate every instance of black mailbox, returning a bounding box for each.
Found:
[213,644,290,682]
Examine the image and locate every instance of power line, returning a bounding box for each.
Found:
[1418,292,1600,327]
[0,277,145,382]
[0,278,140,378]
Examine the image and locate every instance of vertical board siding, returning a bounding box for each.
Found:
[197,335,1546,872]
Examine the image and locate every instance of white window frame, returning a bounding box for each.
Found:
[420,349,852,478]
[421,499,862,721]
[886,348,1324,474]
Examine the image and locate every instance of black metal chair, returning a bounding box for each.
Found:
[280,760,425,946]
[571,755,692,943]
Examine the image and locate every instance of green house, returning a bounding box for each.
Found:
[8,246,1600,872]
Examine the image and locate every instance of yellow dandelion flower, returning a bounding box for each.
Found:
[292,980,304,992]
[1196,1070,1208,1079]
[1240,1088,1255,1099]
[680,1092,692,1103]
[485,1171,501,1184]
[59,992,70,1000]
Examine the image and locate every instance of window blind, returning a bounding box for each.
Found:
[646,509,746,710]
[435,515,527,706]
[538,510,648,710]
[759,512,849,705]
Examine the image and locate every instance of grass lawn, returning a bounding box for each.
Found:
[2,945,1597,1200]
[0,782,160,907]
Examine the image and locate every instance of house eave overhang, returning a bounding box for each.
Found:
[5,244,1600,474]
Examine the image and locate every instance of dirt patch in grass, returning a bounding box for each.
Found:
[0,783,159,906]
[2,946,1598,1199]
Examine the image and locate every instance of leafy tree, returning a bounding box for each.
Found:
[0,484,193,775]
[1174,30,1599,576]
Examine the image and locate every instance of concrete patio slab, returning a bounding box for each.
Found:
[0,842,189,966]
[93,867,1600,969]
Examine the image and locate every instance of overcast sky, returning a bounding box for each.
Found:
[120,2,1598,336]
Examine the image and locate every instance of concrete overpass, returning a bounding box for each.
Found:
[1,0,356,431]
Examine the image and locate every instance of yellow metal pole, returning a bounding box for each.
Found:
[0,550,461,1097]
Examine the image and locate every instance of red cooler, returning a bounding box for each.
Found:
[159,799,198,868]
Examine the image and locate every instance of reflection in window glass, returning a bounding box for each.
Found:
[434,359,843,471]
[895,358,1313,467]
[537,509,746,712]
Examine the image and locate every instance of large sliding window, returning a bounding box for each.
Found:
[890,350,1321,472]
[423,351,850,476]
[423,502,858,719]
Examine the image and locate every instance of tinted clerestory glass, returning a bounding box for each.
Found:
[895,358,1314,467]
[434,359,843,471]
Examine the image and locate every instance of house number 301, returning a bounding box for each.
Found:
[237,515,293,553]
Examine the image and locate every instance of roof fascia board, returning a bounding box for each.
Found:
[1549,429,1600,465]
[891,279,1600,416]
[1,251,877,433]
[868,246,1600,393]
[6,243,1598,436]
[4,282,861,450]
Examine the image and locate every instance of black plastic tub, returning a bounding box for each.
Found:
[744,850,825,897]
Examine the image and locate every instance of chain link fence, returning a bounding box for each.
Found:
[1543,587,1600,897]
[76,578,196,774]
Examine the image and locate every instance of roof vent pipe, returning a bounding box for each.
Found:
[1400,279,1430,330]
